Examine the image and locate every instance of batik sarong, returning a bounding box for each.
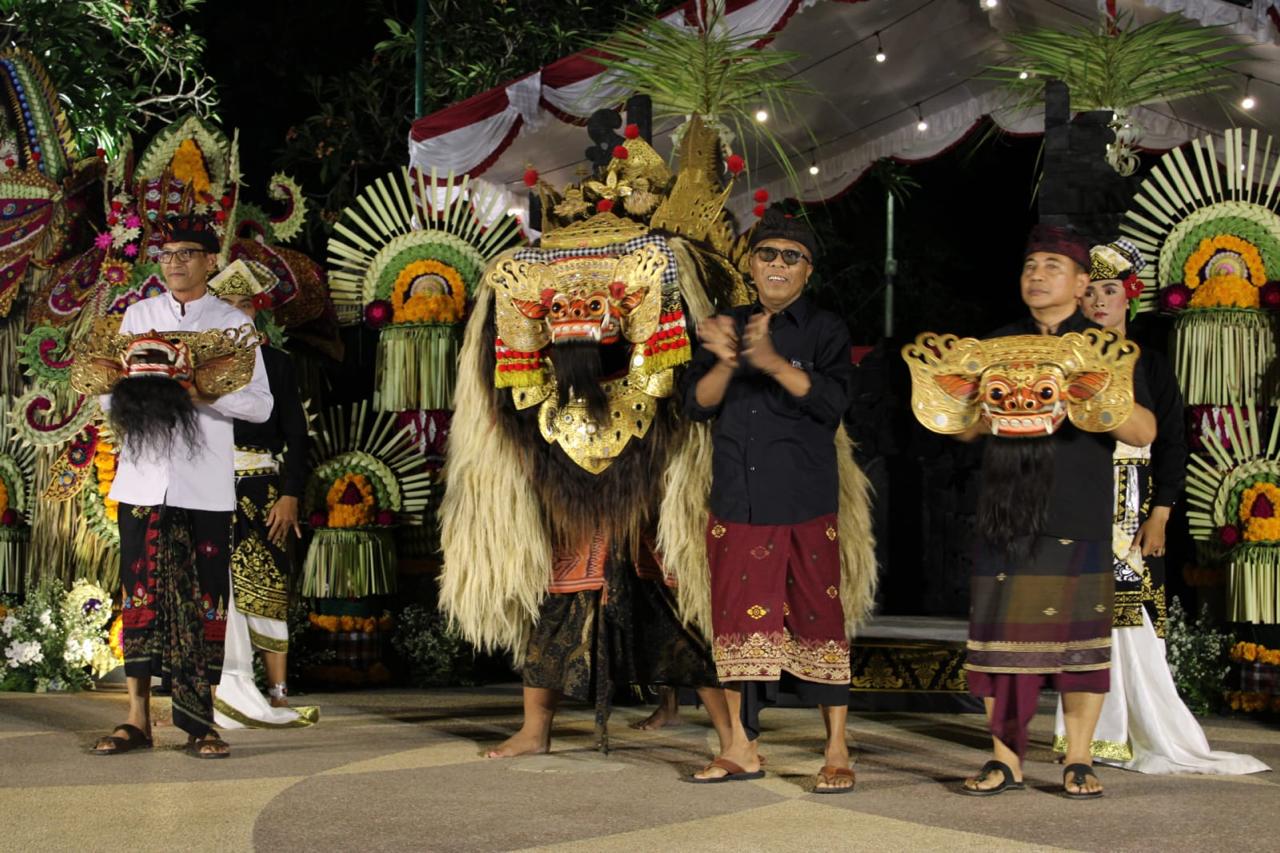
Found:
[707,513,850,686]
[119,502,231,739]
[967,535,1112,758]
[522,540,719,751]
[229,449,290,653]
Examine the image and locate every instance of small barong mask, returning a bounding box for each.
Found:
[70,322,263,399]
[902,329,1138,437]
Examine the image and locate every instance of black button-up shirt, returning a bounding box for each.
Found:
[683,295,852,525]
[984,310,1153,541]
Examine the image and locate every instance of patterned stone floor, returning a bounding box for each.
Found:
[2,684,1277,852]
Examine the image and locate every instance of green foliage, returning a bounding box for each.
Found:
[1165,595,1233,716]
[275,0,666,251]
[989,13,1238,114]
[0,0,218,155]
[391,603,477,688]
[590,5,813,180]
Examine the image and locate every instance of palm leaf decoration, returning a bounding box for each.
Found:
[987,13,1240,175]
[588,4,813,186]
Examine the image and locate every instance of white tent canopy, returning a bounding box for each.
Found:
[407,0,1280,226]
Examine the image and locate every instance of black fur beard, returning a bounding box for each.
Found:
[485,318,676,556]
[977,437,1055,561]
[108,376,201,462]
[551,340,614,425]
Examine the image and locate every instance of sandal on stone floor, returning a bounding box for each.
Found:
[690,756,765,783]
[91,723,152,755]
[186,733,230,759]
[1062,763,1103,799]
[814,764,855,794]
[960,760,1024,797]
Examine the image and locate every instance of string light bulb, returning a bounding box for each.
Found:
[1018,70,1029,80]
[809,163,820,175]
[914,103,928,132]
[1241,75,1256,111]
[981,0,999,8]
[874,32,886,63]
[755,108,769,122]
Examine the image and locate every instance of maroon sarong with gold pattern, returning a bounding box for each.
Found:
[707,513,849,686]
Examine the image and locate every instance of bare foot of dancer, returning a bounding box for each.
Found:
[486,686,558,758]
[631,686,681,731]
[486,725,551,758]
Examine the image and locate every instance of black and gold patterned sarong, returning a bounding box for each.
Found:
[1112,442,1166,636]
[523,553,719,751]
[231,449,291,653]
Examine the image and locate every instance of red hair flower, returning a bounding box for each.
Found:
[752,204,766,218]
[753,188,769,203]
[612,145,629,160]
[1122,274,1144,300]
[596,198,614,213]
[251,293,272,311]
[726,154,745,175]
[522,168,539,188]
[624,123,640,139]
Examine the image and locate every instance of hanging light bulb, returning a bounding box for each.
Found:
[915,103,928,132]
[1018,70,1030,80]
[808,164,820,176]
[1241,75,1256,111]
[755,108,769,122]
[981,0,999,8]
[874,32,886,63]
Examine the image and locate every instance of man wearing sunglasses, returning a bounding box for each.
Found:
[92,216,272,761]
[685,208,858,792]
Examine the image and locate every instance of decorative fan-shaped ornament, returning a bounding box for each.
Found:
[301,403,432,597]
[1186,397,1280,624]
[326,168,524,410]
[1119,128,1280,405]
[0,400,37,593]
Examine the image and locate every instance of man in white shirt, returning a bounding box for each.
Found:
[91,217,272,759]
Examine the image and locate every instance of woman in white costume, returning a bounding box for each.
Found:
[1052,239,1267,775]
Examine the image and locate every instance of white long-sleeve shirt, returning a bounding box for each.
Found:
[103,291,273,511]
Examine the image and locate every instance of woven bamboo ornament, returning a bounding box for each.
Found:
[1185,396,1280,624]
[1118,128,1280,405]
[326,169,524,411]
[301,402,432,598]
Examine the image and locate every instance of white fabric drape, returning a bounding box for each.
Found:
[1053,609,1270,775]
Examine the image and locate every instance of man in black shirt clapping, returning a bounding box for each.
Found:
[686,209,857,793]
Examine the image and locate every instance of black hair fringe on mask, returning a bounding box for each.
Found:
[108,376,201,462]
[977,437,1054,561]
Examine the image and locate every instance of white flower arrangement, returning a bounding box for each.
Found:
[1,579,119,692]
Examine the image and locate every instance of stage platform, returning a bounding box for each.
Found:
[848,615,980,712]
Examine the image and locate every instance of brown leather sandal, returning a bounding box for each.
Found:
[814,764,855,794]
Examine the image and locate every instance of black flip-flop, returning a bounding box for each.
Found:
[91,723,153,755]
[690,756,765,783]
[960,759,1025,796]
[1063,763,1103,798]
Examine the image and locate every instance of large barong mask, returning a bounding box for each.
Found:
[70,323,262,399]
[902,329,1138,437]
[483,234,692,474]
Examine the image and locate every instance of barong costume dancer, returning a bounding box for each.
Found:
[208,261,317,730]
[687,209,867,792]
[439,120,757,758]
[83,217,272,758]
[1049,240,1268,775]
[906,225,1155,797]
